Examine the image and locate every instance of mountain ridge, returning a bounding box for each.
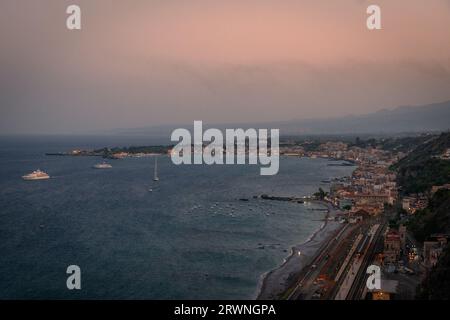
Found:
[111,100,450,136]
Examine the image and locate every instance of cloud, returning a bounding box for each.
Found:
[0,0,450,134]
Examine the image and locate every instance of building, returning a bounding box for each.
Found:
[369,280,399,300]
[350,204,383,216]
[423,234,448,268]
[353,193,392,206]
[431,184,450,195]
[402,196,429,214]
[440,148,450,160]
[402,197,413,211]
[383,229,402,264]
[398,225,407,250]
[112,152,128,159]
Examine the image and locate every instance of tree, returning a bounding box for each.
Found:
[314,187,328,200]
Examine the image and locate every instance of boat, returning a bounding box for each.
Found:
[93,162,112,169]
[22,169,50,180]
[153,157,159,181]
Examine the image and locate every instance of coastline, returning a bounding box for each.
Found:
[255,200,343,300]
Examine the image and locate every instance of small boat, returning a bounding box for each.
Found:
[93,162,112,169]
[22,169,50,180]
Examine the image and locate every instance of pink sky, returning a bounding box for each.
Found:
[1,0,450,133]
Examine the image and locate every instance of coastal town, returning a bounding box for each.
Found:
[264,134,450,300]
[47,132,450,300]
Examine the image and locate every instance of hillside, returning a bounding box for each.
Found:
[393,132,450,194]
[393,132,450,300]
[416,244,450,300]
[408,189,450,242]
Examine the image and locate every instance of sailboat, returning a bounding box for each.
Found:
[148,157,159,192]
[153,156,159,181]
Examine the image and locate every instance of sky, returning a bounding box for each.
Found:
[1,0,450,134]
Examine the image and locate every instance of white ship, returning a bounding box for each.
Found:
[93,162,112,169]
[22,169,50,180]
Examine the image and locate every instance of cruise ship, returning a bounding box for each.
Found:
[22,169,50,181]
[93,162,112,169]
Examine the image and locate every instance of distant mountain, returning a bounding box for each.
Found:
[113,100,450,137]
[278,100,450,135]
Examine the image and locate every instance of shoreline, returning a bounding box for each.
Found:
[256,158,357,300]
[255,201,344,300]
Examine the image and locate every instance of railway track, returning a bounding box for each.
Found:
[346,222,386,300]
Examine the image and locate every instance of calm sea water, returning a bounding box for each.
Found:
[0,135,354,299]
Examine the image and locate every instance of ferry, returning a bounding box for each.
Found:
[22,169,50,180]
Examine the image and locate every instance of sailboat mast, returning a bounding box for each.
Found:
[153,156,159,181]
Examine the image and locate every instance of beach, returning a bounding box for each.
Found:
[256,201,343,299]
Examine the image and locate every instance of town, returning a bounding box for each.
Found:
[47,131,450,300]
[270,132,450,300]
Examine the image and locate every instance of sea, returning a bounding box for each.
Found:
[0,135,355,299]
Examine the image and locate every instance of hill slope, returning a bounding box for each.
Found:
[393,132,450,194]
[285,100,450,134]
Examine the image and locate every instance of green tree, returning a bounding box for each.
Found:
[314,187,328,200]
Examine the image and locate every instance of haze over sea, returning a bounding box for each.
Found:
[0,135,354,299]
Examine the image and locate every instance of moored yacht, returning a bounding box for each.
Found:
[22,169,50,180]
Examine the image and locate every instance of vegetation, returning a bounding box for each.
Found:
[314,187,328,200]
[416,244,450,300]
[110,145,173,154]
[397,159,450,194]
[407,189,450,242]
[94,145,173,156]
[393,132,450,194]
[300,141,322,152]
[391,133,450,299]
[351,136,378,149]
[378,135,436,153]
